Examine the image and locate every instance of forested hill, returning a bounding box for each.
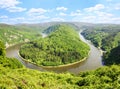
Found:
[0,22,88,48]
[81,24,120,65]
[0,38,120,88]
[0,40,23,69]
[20,24,90,66]
[43,23,79,34]
[81,24,120,51]
[0,24,42,48]
[103,45,120,65]
[43,24,61,34]
[0,23,120,88]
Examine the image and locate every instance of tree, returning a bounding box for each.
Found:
[0,40,5,56]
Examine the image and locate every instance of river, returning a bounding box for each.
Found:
[6,32,103,74]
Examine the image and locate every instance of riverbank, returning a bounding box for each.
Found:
[6,32,103,74]
[18,51,88,68]
[5,42,28,49]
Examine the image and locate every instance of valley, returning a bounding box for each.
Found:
[1,0,120,88]
[0,22,120,88]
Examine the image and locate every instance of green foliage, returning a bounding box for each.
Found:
[0,56,23,69]
[0,40,5,56]
[81,25,120,65]
[82,25,120,52]
[0,39,23,69]
[0,24,41,48]
[20,24,90,66]
[103,45,120,65]
[76,65,120,89]
[0,37,120,88]
[43,24,61,34]
[0,61,120,89]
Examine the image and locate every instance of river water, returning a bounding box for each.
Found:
[6,32,103,74]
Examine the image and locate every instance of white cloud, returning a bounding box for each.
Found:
[70,10,82,16]
[111,17,120,21]
[76,10,81,13]
[59,12,67,16]
[79,16,97,23]
[56,7,67,11]
[95,11,113,17]
[96,16,119,23]
[0,0,26,12]
[84,4,105,12]
[29,15,49,20]
[28,8,47,16]
[3,17,25,24]
[10,17,25,21]
[51,17,65,21]
[0,0,20,8]
[71,9,116,24]
[114,3,120,10]
[7,6,26,12]
[35,15,49,19]
[71,15,96,23]
[106,3,120,11]
[2,15,50,24]
[70,12,82,16]
[83,16,96,20]
[82,14,120,24]
[0,15,8,19]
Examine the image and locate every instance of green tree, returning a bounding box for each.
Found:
[0,40,5,56]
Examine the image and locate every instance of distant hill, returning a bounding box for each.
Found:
[0,22,93,48]
[81,24,120,51]
[0,24,42,47]
[81,24,120,65]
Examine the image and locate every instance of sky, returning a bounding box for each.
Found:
[0,0,120,24]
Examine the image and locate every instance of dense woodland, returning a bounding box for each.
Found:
[20,25,90,66]
[0,23,120,88]
[0,24,42,48]
[0,39,120,88]
[81,24,120,65]
[103,45,120,65]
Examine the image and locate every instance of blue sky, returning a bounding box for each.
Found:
[0,0,120,24]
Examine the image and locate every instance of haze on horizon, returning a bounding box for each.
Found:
[0,0,120,24]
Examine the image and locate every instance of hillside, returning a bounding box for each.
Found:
[0,22,83,48]
[103,45,120,65]
[0,24,42,48]
[0,40,120,89]
[81,24,120,51]
[81,24,120,65]
[20,24,90,66]
[1,64,120,89]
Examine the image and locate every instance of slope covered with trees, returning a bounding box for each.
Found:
[0,40,5,56]
[81,25,120,51]
[0,24,41,48]
[103,45,120,65]
[20,24,90,66]
[0,40,120,88]
[0,40,23,69]
[0,23,120,88]
[81,24,120,65]
[0,64,120,89]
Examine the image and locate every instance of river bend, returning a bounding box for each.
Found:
[6,32,103,74]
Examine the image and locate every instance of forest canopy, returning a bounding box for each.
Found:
[0,23,120,88]
[20,24,90,66]
[81,25,120,65]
